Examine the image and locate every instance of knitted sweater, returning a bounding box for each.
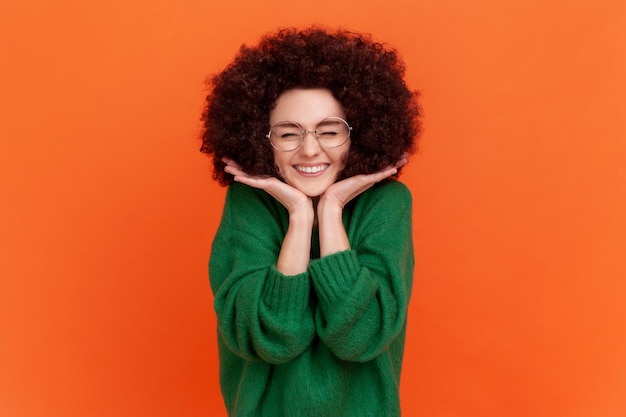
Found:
[209,180,414,417]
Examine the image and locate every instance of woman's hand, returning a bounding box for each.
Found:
[319,154,408,211]
[223,158,313,217]
[316,154,408,257]
[223,157,314,275]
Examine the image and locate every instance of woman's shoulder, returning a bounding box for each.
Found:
[360,179,412,206]
[344,180,412,237]
[221,182,286,225]
[348,180,412,224]
[213,183,289,243]
[226,181,278,208]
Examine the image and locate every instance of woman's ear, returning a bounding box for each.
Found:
[274,163,283,179]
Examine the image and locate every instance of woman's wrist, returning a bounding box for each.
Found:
[316,194,343,219]
[289,199,315,227]
[317,198,350,256]
[276,202,314,276]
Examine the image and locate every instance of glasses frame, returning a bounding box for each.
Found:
[266,116,353,152]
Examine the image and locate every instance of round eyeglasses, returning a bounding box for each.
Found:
[266,117,352,151]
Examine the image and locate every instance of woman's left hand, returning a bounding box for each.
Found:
[316,155,408,256]
[319,154,408,210]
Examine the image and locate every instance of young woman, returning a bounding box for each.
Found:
[201,27,421,417]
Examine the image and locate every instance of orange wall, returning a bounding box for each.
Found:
[1,1,625,416]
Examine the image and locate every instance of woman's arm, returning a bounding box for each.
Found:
[224,158,314,275]
[210,182,315,364]
[316,166,399,256]
[311,180,414,362]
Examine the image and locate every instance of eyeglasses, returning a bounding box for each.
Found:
[266,117,352,151]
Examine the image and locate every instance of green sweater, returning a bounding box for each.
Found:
[209,180,414,417]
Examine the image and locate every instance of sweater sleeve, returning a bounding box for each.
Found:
[308,181,414,362]
[209,183,315,364]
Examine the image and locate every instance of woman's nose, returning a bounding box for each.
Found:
[299,131,321,156]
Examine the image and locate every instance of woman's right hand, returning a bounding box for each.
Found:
[223,158,313,218]
[223,157,314,275]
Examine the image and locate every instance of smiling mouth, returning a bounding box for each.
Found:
[294,164,329,174]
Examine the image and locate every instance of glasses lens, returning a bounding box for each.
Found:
[316,118,350,148]
[269,122,302,151]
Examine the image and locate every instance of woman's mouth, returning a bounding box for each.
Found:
[293,164,329,174]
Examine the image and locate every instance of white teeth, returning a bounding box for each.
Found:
[295,165,326,174]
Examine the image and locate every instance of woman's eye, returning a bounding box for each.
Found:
[281,132,300,139]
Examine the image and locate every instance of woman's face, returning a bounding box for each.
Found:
[269,88,351,197]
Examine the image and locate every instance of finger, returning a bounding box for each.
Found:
[223,164,247,178]
[233,175,272,189]
[329,168,396,203]
[345,167,397,192]
[396,156,408,168]
[371,166,398,181]
[222,157,243,171]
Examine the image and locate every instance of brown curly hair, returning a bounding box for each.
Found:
[200,26,421,185]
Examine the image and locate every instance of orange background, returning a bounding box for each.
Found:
[1,0,625,416]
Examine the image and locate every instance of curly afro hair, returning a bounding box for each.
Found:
[200,26,421,186]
